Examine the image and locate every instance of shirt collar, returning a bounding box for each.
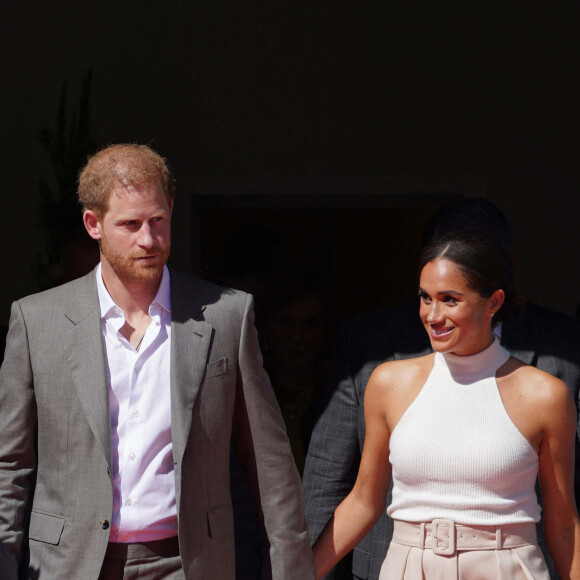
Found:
[96,263,171,319]
[152,266,171,315]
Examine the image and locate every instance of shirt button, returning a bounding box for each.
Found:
[132,410,140,418]
[126,498,133,506]
[129,453,136,461]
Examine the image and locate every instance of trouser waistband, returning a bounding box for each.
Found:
[105,536,180,559]
[392,519,537,557]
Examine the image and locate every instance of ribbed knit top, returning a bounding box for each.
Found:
[387,337,541,524]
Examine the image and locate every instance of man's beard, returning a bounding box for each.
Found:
[100,234,170,283]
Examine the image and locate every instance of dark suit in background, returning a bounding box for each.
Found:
[303,299,580,580]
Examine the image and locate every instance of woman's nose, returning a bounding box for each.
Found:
[426,302,442,323]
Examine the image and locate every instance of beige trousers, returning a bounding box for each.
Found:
[379,520,550,580]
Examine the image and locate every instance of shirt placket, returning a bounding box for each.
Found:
[117,314,162,539]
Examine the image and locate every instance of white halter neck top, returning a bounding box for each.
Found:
[387,337,540,524]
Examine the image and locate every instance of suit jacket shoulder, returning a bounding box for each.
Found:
[502,300,580,388]
[17,270,98,312]
[338,300,429,379]
[168,268,248,322]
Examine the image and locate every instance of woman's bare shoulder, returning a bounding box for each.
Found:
[365,354,435,431]
[496,358,574,451]
[367,353,435,395]
[372,353,434,377]
[499,358,573,410]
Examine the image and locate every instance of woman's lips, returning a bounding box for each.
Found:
[430,325,454,338]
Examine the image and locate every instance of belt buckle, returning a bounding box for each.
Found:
[431,519,456,556]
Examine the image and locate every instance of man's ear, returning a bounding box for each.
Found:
[83,210,102,240]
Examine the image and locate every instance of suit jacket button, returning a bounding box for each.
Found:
[100,519,110,530]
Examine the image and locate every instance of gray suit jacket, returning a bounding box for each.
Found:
[303,300,580,580]
[0,268,314,579]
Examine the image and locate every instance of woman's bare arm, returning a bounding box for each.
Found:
[312,364,393,579]
[537,373,580,579]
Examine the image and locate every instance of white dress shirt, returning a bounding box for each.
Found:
[96,264,177,542]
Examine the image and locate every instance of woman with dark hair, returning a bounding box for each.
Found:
[313,231,580,579]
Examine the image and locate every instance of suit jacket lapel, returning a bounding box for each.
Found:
[64,271,112,467]
[170,272,213,466]
[62,269,216,471]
